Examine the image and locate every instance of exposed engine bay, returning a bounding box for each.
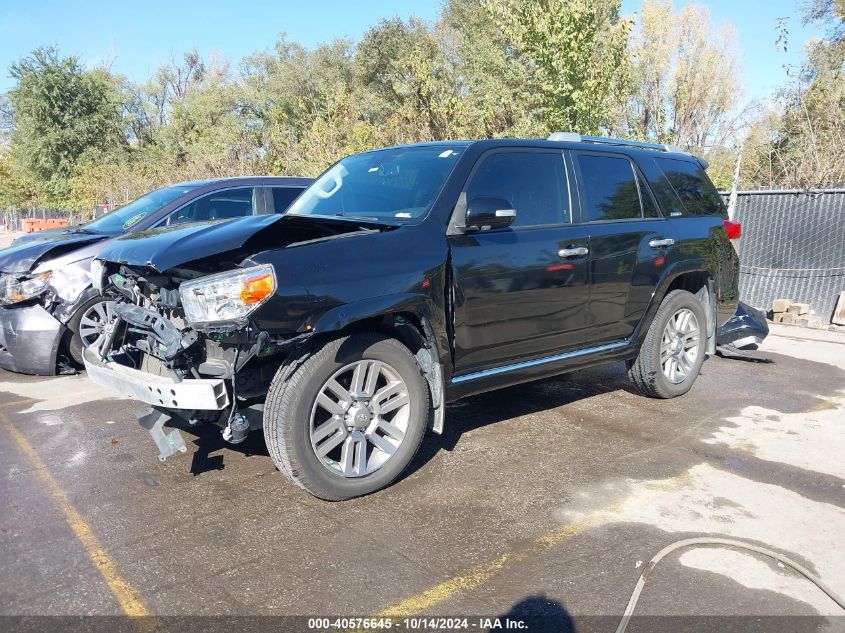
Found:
[92,262,302,450]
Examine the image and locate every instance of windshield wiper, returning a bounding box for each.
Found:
[332,212,384,222]
[64,227,103,235]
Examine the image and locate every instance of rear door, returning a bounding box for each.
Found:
[449,148,590,374]
[570,150,672,343]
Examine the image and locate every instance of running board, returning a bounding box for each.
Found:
[451,340,629,384]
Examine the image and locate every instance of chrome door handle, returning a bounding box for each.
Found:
[648,238,675,248]
[558,246,589,258]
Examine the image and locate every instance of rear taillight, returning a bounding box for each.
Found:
[723,219,742,240]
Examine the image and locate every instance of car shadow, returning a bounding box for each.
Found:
[181,421,270,476]
[406,362,631,479]
[181,361,632,479]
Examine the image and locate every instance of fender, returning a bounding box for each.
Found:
[311,292,433,334]
[311,292,448,434]
[52,285,100,324]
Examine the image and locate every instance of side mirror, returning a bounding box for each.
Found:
[465,196,516,231]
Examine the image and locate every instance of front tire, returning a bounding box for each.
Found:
[628,289,707,398]
[264,332,429,500]
[66,298,113,365]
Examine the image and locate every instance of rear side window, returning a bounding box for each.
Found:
[653,158,726,217]
[167,187,257,225]
[466,151,569,227]
[271,186,302,212]
[575,154,644,221]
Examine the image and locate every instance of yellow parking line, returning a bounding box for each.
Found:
[377,512,608,617]
[0,411,151,617]
[377,473,690,617]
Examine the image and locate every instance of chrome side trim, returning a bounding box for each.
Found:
[451,340,629,384]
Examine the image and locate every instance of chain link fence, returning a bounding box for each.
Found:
[728,189,845,320]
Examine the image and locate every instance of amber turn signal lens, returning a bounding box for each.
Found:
[240,272,275,305]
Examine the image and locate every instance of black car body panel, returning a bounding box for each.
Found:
[0,177,312,375]
[86,138,740,424]
[102,214,397,271]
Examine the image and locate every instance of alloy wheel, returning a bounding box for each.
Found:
[78,301,114,350]
[660,307,700,384]
[309,359,411,478]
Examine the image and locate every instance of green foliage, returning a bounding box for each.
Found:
[4,2,824,211]
[7,47,125,206]
[742,0,845,187]
[484,0,631,135]
[624,0,744,163]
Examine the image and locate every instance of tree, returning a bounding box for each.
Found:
[7,47,125,205]
[441,0,545,137]
[354,17,468,142]
[742,0,845,187]
[483,0,632,135]
[625,1,744,154]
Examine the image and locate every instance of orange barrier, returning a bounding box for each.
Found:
[22,218,69,233]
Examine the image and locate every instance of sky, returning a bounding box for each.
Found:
[0,0,825,101]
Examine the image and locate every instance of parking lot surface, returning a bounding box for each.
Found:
[1,324,843,630]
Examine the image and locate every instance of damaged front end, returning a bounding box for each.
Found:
[0,263,95,375]
[85,260,300,459]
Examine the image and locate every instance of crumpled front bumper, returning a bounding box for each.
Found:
[82,347,230,410]
[0,305,66,375]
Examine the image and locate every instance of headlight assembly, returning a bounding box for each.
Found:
[178,264,276,325]
[0,272,52,305]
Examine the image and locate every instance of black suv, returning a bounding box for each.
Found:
[84,135,739,499]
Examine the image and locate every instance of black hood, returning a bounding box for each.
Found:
[98,214,397,271]
[0,229,105,274]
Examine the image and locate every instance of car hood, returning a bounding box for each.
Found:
[98,214,397,271]
[0,230,106,274]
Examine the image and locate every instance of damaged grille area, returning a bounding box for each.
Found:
[97,266,234,382]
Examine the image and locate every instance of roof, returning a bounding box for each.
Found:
[356,136,704,166]
[171,176,313,187]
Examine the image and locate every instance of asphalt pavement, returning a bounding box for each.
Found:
[0,324,843,632]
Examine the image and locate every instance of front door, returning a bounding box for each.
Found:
[449,149,590,375]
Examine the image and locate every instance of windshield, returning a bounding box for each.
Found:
[84,184,202,235]
[287,146,463,223]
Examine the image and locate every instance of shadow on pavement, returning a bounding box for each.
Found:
[490,594,575,632]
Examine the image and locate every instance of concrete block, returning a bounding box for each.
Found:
[780,313,797,325]
[833,291,845,326]
[797,316,825,329]
[787,303,810,315]
[771,312,785,323]
[772,298,793,313]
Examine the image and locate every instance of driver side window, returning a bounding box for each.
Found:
[465,151,569,228]
[166,187,257,225]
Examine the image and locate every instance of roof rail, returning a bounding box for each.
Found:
[547,131,685,155]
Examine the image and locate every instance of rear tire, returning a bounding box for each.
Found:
[628,289,707,398]
[263,332,429,500]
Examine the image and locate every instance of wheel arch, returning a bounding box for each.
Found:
[635,267,717,353]
[310,296,447,434]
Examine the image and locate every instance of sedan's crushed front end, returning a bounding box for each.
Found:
[0,264,95,374]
